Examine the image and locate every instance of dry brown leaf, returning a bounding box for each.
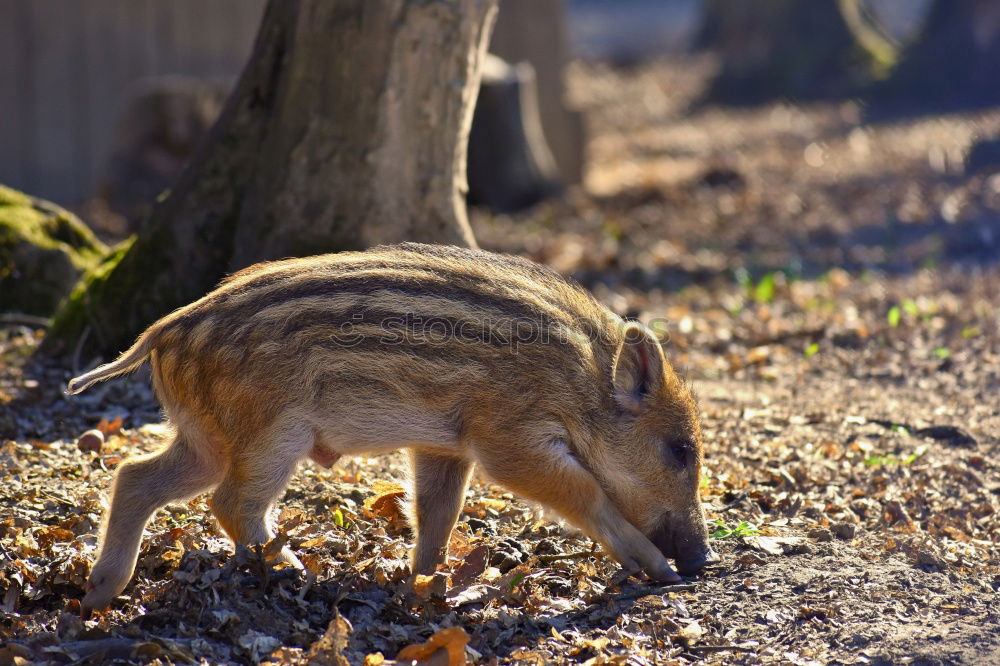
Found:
[449,545,488,589]
[280,510,307,533]
[299,536,328,549]
[301,553,325,576]
[395,627,469,666]
[462,498,507,518]
[363,482,407,525]
[746,345,771,365]
[96,417,124,436]
[745,535,805,556]
[306,613,352,666]
[446,530,473,558]
[446,583,501,608]
[413,572,449,600]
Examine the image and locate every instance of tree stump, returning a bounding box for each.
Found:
[489,0,584,185]
[467,54,562,212]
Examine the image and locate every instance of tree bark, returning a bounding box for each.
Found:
[44,0,497,359]
[877,0,1000,112]
[695,0,885,104]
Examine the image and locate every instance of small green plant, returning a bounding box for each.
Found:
[753,272,777,304]
[333,507,346,529]
[863,444,928,467]
[933,347,951,359]
[890,424,910,437]
[902,299,919,318]
[710,519,760,539]
[803,342,819,358]
[962,326,981,339]
[887,306,901,327]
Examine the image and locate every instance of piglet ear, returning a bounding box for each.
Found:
[612,322,666,414]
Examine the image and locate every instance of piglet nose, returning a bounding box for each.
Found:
[676,547,720,575]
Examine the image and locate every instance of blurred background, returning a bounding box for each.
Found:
[0,0,959,213]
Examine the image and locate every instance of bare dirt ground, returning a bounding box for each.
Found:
[2,57,999,665]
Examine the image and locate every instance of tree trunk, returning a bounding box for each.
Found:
[43,0,497,359]
[877,0,1000,111]
[695,0,886,104]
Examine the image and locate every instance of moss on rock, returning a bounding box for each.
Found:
[0,184,108,317]
[44,237,138,355]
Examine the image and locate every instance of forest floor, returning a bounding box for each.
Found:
[2,56,999,665]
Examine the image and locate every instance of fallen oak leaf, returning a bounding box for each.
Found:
[280,510,307,533]
[306,613,352,666]
[447,583,501,608]
[413,572,449,600]
[299,535,329,549]
[395,627,469,666]
[34,526,76,550]
[363,482,407,528]
[448,544,489,589]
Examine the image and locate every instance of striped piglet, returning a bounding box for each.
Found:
[68,243,717,614]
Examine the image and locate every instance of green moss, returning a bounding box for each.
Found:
[0,184,31,207]
[0,184,109,316]
[45,221,188,357]
[46,238,135,346]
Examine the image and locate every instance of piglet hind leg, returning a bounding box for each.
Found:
[83,435,224,615]
[210,430,308,569]
[407,451,473,575]
[472,436,681,583]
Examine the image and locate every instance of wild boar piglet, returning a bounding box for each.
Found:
[67,243,717,614]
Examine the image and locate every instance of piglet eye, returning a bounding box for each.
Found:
[667,441,690,468]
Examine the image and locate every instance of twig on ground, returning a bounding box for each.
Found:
[589,582,698,606]
[687,644,758,654]
[537,548,597,563]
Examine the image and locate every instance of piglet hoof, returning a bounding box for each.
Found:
[648,562,682,584]
[78,583,99,620]
[79,573,122,619]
